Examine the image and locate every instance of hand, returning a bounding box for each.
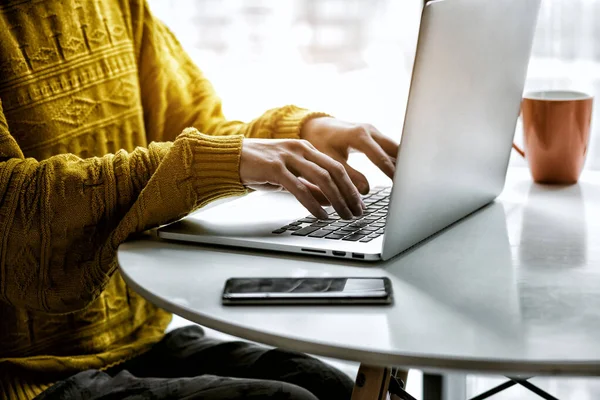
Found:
[239,139,365,220]
[301,117,398,194]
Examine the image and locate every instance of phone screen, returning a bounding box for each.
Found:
[222,277,392,305]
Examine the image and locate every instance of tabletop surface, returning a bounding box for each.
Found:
[118,167,600,376]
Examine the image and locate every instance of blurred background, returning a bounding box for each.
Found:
[147,0,600,170]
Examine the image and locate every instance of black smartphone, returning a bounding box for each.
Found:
[222,277,393,305]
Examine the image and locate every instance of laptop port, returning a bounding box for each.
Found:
[352,253,365,259]
[332,251,346,257]
[301,248,326,254]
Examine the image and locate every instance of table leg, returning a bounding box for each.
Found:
[351,364,411,400]
[351,365,391,400]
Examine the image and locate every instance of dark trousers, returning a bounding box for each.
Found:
[35,325,354,400]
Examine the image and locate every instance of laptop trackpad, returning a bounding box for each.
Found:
[182,191,316,236]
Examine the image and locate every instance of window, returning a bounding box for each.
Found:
[148,0,600,169]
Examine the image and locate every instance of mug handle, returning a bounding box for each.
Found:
[512,105,526,158]
[512,143,525,158]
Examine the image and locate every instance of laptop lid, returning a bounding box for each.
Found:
[381,0,541,260]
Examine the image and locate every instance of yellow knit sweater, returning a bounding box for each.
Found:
[0,1,322,398]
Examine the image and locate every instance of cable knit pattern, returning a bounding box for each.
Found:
[0,1,324,398]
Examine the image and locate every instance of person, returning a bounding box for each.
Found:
[0,0,398,399]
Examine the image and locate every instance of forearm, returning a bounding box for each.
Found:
[197,105,330,140]
[0,130,244,314]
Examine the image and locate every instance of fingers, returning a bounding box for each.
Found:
[344,162,370,195]
[351,127,396,179]
[370,128,399,158]
[278,171,329,220]
[299,178,331,206]
[302,150,365,217]
[262,139,367,220]
[287,156,355,220]
[330,155,370,195]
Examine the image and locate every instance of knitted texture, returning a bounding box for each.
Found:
[0,0,323,398]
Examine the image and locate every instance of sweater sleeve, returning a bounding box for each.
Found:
[0,98,246,314]
[131,0,328,143]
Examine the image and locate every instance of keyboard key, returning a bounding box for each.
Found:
[332,221,350,227]
[372,223,385,228]
[376,228,385,234]
[272,229,286,234]
[360,237,375,242]
[286,226,302,231]
[325,233,346,240]
[298,217,317,223]
[309,229,333,238]
[292,226,320,236]
[288,221,302,226]
[365,208,382,214]
[310,222,330,228]
[363,226,378,232]
[343,233,367,241]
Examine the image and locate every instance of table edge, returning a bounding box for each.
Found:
[117,252,600,377]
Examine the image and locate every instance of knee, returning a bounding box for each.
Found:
[257,349,354,399]
[216,379,319,400]
[276,382,320,400]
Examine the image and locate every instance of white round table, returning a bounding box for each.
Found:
[118,168,600,399]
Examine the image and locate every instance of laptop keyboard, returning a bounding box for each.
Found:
[272,186,391,243]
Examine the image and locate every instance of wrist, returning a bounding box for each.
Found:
[300,115,332,140]
[273,107,331,140]
[179,128,248,205]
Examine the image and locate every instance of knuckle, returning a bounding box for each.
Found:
[354,125,370,139]
[362,122,376,131]
[269,159,286,174]
[316,168,332,182]
[332,162,346,177]
[296,182,310,195]
[298,139,315,152]
[326,162,345,180]
[283,139,300,150]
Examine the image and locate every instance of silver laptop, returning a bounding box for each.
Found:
[158,0,541,261]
